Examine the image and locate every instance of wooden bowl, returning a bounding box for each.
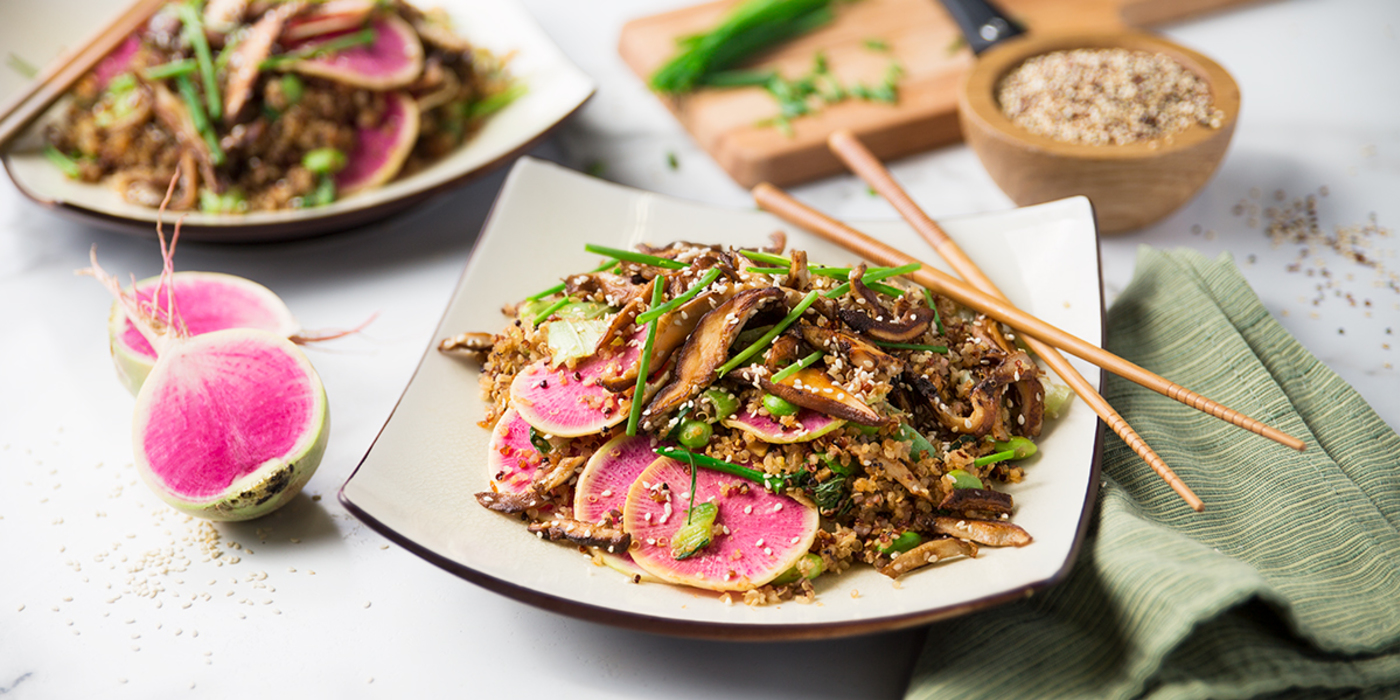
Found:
[958,30,1240,235]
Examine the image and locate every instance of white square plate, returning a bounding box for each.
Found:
[2,0,593,242]
[340,157,1104,640]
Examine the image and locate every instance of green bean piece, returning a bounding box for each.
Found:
[280,74,305,105]
[899,423,936,461]
[531,296,573,326]
[716,289,819,376]
[584,243,688,270]
[874,341,948,353]
[769,553,825,585]
[677,420,713,449]
[635,267,723,324]
[823,262,921,298]
[302,148,347,175]
[947,468,985,489]
[177,3,221,120]
[625,282,666,436]
[654,446,798,493]
[702,388,740,422]
[878,531,923,554]
[993,436,1037,460]
[762,394,799,417]
[770,350,824,383]
[140,58,197,80]
[42,146,81,179]
[671,502,719,559]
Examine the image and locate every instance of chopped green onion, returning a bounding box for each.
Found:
[770,553,825,585]
[625,282,666,436]
[198,188,248,213]
[716,289,819,377]
[42,145,81,178]
[654,445,799,493]
[874,342,948,353]
[528,426,552,455]
[280,74,304,106]
[635,267,723,324]
[947,469,984,489]
[141,58,196,81]
[6,52,38,79]
[531,296,573,326]
[177,3,221,120]
[972,449,1016,468]
[863,38,890,52]
[671,502,718,559]
[583,243,687,270]
[523,259,618,302]
[261,28,377,70]
[302,147,347,175]
[703,388,740,422]
[173,74,209,133]
[823,262,921,298]
[770,350,823,383]
[464,83,526,120]
[700,68,778,88]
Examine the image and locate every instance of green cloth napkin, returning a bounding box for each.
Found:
[905,248,1400,700]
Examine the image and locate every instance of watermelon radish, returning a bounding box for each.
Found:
[334,91,420,197]
[723,408,845,444]
[93,35,140,90]
[486,408,545,494]
[84,232,328,522]
[623,457,819,591]
[574,434,663,581]
[289,14,424,90]
[280,0,376,43]
[108,272,300,396]
[509,360,629,438]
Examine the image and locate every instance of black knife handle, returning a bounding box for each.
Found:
[937,0,1026,54]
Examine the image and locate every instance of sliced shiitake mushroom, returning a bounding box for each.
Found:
[939,487,1013,517]
[735,366,889,427]
[475,490,548,514]
[437,331,495,359]
[799,324,902,376]
[878,538,978,578]
[527,518,631,553]
[931,516,1032,547]
[837,264,935,343]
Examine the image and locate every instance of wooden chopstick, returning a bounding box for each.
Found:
[828,130,1204,511]
[0,0,166,152]
[752,181,1308,454]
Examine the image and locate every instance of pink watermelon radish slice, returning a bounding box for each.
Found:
[509,359,631,438]
[280,0,376,42]
[574,435,662,581]
[108,272,300,396]
[623,457,819,591]
[486,408,545,494]
[723,408,845,444]
[288,13,424,90]
[94,34,140,90]
[132,329,329,521]
[333,91,420,197]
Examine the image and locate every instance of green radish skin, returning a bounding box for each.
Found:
[108,271,300,396]
[132,328,329,521]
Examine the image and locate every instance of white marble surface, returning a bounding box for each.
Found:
[1,0,1396,697]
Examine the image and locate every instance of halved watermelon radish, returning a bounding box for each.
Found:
[575,434,663,581]
[333,90,419,197]
[485,408,545,494]
[94,35,140,90]
[723,408,845,444]
[509,360,629,438]
[623,457,819,591]
[108,272,300,396]
[289,13,424,90]
[281,0,376,42]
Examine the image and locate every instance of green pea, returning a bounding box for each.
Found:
[947,469,983,490]
[762,394,799,417]
[280,74,304,105]
[878,531,923,554]
[993,436,1037,460]
[302,147,347,175]
[677,420,712,449]
[703,388,740,422]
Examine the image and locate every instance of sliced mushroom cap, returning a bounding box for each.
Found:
[223,2,302,122]
[878,538,977,578]
[150,83,218,187]
[595,286,740,392]
[743,367,890,427]
[939,487,1013,517]
[437,331,495,359]
[475,490,547,514]
[280,0,375,42]
[641,287,784,428]
[531,454,587,494]
[786,249,809,289]
[763,333,803,371]
[527,518,631,553]
[866,453,933,500]
[565,271,648,308]
[932,516,1032,547]
[799,324,902,377]
[838,264,935,343]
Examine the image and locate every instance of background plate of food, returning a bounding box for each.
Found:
[340,157,1104,640]
[1,0,594,242]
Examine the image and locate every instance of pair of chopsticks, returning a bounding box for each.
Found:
[0,0,166,152]
[754,130,1308,512]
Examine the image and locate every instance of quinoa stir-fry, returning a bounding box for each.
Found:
[442,238,1068,605]
[44,0,517,212]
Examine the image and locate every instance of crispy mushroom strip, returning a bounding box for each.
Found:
[223,2,302,122]
[733,366,890,426]
[763,230,787,254]
[437,331,495,359]
[799,325,903,377]
[150,83,219,189]
[913,344,1040,437]
[475,490,548,514]
[763,333,804,371]
[868,454,933,501]
[838,264,936,343]
[786,249,809,289]
[532,454,587,493]
[932,517,1032,547]
[939,488,1013,518]
[966,321,1045,438]
[566,272,650,308]
[642,288,785,429]
[878,538,978,578]
[527,519,632,553]
[595,285,741,392]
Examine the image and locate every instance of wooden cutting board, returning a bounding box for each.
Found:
[618,0,1261,188]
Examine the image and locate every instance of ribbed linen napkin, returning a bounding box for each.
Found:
[905,248,1400,700]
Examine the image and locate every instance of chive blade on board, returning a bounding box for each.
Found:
[648,0,832,94]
